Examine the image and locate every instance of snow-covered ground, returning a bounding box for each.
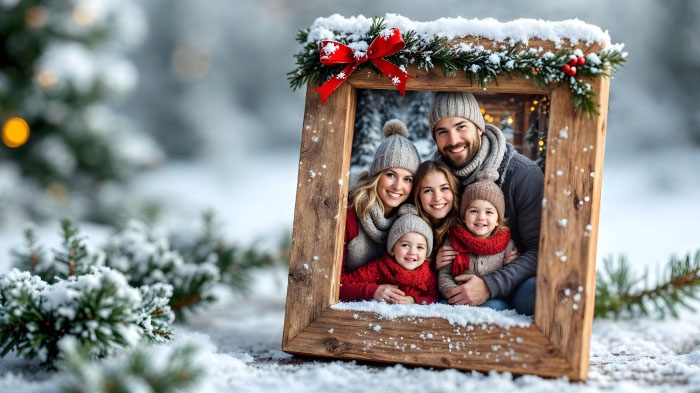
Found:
[1,145,699,391]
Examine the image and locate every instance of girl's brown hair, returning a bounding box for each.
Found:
[412,160,461,248]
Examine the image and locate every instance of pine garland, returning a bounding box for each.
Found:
[58,337,205,393]
[595,250,700,319]
[288,17,627,117]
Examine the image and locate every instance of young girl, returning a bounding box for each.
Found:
[438,170,517,304]
[343,205,440,305]
[340,119,421,302]
[412,160,461,259]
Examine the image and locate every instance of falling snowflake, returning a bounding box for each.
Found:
[391,76,401,86]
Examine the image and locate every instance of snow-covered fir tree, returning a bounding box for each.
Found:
[405,91,433,142]
[0,0,163,224]
[352,90,383,167]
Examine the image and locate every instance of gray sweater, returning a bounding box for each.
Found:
[438,239,517,297]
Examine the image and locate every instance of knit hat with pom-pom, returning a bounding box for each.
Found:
[369,119,421,177]
[459,170,505,220]
[386,204,434,257]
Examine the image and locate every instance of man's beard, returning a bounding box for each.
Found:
[441,138,482,169]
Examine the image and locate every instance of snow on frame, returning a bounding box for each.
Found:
[308,13,611,47]
[332,301,532,329]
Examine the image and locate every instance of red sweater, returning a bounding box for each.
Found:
[339,208,378,301]
[341,251,440,305]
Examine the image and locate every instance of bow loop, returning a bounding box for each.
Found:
[315,28,413,104]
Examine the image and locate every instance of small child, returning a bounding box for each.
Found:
[342,205,440,305]
[438,170,517,298]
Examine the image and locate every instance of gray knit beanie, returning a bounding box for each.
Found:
[459,170,505,220]
[369,119,421,177]
[386,204,434,257]
[428,92,486,138]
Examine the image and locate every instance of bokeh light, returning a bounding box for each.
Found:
[26,6,48,28]
[2,117,31,148]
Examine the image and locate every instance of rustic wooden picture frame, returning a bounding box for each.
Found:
[282,37,610,381]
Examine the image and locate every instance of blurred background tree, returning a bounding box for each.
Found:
[0,0,162,225]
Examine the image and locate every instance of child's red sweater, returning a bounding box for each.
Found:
[341,250,440,305]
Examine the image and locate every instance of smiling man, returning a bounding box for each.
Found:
[429,92,544,316]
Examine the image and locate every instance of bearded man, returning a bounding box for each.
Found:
[430,92,543,316]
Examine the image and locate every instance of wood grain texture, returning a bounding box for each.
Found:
[283,36,611,381]
[281,82,356,348]
[348,65,553,94]
[535,76,610,380]
[284,308,574,378]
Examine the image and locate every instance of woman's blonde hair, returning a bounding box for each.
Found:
[412,160,461,248]
[348,171,383,219]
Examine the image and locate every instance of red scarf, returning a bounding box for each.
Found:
[377,252,433,298]
[448,226,511,275]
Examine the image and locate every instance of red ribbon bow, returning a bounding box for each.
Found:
[315,28,414,104]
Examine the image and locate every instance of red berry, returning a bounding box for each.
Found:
[562,64,571,75]
[569,58,578,66]
[569,66,577,76]
[577,56,585,67]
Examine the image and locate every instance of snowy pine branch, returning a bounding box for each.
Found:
[170,211,284,293]
[103,220,219,316]
[57,337,205,393]
[595,250,700,319]
[0,267,173,367]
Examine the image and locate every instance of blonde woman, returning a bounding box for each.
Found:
[340,119,421,302]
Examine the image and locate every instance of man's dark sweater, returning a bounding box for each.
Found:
[455,143,543,299]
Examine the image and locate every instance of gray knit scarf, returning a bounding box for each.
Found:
[434,124,507,186]
[346,203,396,272]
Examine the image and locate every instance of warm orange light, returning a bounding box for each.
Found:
[530,106,536,112]
[26,6,48,28]
[507,117,513,125]
[72,4,94,26]
[2,117,31,148]
[533,100,539,105]
[538,140,544,146]
[480,108,486,115]
[35,69,58,88]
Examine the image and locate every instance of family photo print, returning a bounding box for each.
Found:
[282,15,624,381]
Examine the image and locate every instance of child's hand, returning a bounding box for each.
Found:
[373,285,406,303]
[435,245,457,270]
[392,295,415,305]
[503,249,519,265]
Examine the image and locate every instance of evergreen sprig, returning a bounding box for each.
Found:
[595,250,700,319]
[170,211,284,293]
[58,337,205,393]
[0,267,173,367]
[102,220,220,317]
[288,17,627,116]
